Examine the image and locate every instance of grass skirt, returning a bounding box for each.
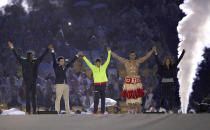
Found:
[121,76,145,104]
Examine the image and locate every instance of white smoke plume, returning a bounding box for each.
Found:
[21,0,32,13]
[0,0,31,14]
[177,0,210,114]
[0,0,13,14]
[0,0,12,7]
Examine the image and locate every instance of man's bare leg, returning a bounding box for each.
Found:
[128,103,133,114]
[136,103,142,114]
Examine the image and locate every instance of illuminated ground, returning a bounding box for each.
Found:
[0,114,210,130]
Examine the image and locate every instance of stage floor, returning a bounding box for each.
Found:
[0,114,210,130]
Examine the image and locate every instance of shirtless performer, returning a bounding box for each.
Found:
[112,47,156,114]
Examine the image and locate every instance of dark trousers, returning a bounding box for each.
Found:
[25,82,36,114]
[93,85,106,113]
[161,82,175,111]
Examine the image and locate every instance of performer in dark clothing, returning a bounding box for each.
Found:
[49,46,82,114]
[154,48,185,112]
[8,41,51,114]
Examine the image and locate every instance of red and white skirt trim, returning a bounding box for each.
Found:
[121,76,145,104]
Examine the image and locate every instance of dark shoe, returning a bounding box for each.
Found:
[33,111,37,114]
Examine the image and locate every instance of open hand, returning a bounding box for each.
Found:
[77,51,84,56]
[152,46,156,52]
[153,46,158,54]
[48,44,54,50]
[8,41,14,49]
[107,47,111,51]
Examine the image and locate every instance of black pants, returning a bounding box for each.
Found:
[161,82,175,111]
[93,85,106,113]
[25,81,36,114]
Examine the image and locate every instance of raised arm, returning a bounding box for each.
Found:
[8,41,23,64]
[137,47,156,64]
[82,53,95,70]
[66,53,80,69]
[102,48,112,68]
[111,51,128,64]
[154,48,161,66]
[50,46,58,68]
[36,45,51,64]
[175,49,185,66]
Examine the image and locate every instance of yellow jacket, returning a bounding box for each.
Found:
[83,50,111,84]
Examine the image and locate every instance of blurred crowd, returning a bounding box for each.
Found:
[0,0,186,112]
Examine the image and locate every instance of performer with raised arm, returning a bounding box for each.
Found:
[8,41,51,114]
[154,48,185,113]
[49,46,82,114]
[112,47,156,114]
[80,48,111,114]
